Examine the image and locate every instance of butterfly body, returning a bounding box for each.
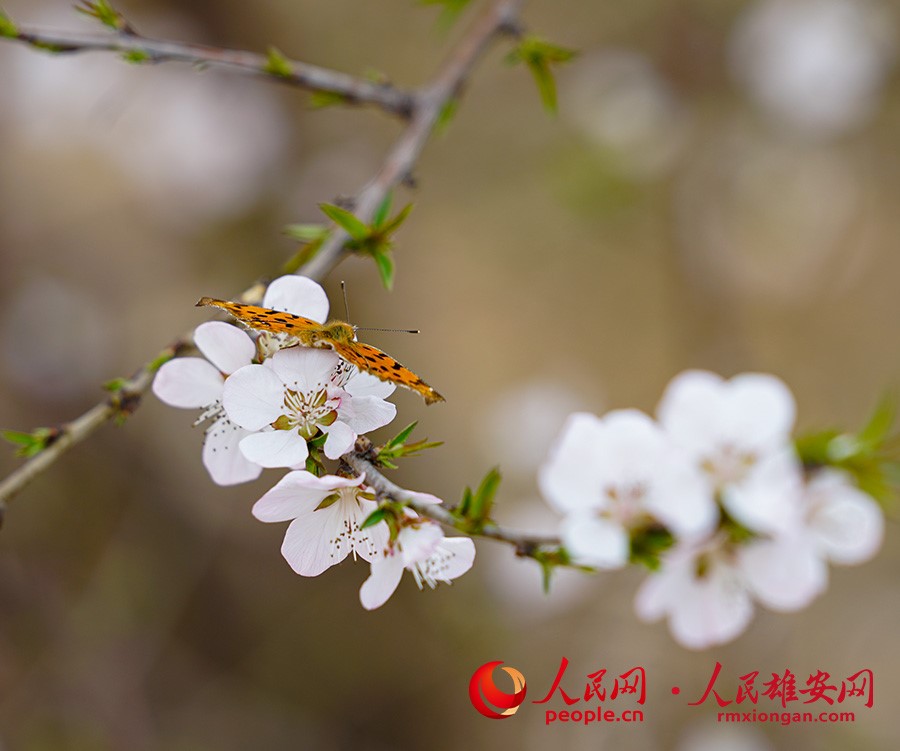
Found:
[197,297,445,405]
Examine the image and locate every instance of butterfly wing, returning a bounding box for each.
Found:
[331,340,445,405]
[197,297,320,342]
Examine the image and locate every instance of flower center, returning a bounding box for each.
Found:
[275,386,340,439]
[409,546,455,590]
[603,482,648,524]
[325,492,377,562]
[701,444,757,486]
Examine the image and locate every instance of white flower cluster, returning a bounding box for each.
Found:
[152,276,474,608]
[539,371,884,650]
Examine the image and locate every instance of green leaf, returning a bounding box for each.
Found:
[361,507,390,530]
[305,455,325,476]
[2,428,55,458]
[376,420,443,466]
[264,46,293,78]
[455,468,501,531]
[103,377,127,392]
[629,524,675,570]
[795,429,841,467]
[436,98,459,135]
[859,394,896,447]
[319,203,370,242]
[0,9,18,38]
[384,421,418,450]
[379,203,414,236]
[372,191,393,228]
[283,223,329,242]
[372,248,395,291]
[471,467,501,520]
[529,59,558,112]
[420,0,473,29]
[309,90,349,109]
[507,36,578,114]
[282,236,325,274]
[121,49,150,64]
[148,351,175,373]
[75,1,126,31]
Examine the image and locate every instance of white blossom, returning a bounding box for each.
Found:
[360,518,476,610]
[539,410,716,568]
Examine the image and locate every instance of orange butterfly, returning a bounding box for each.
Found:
[196,297,445,405]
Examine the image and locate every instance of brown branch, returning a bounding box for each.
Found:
[7,26,415,118]
[345,450,563,561]
[0,0,526,513]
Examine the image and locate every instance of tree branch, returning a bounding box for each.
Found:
[302,0,524,279]
[6,25,415,118]
[344,449,563,561]
[0,0,526,512]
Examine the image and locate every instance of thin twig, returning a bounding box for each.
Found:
[0,0,526,512]
[302,0,524,279]
[345,450,563,560]
[8,26,415,118]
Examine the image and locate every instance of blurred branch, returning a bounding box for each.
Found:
[345,448,563,561]
[0,0,525,513]
[5,26,415,117]
[300,0,524,278]
[0,339,190,521]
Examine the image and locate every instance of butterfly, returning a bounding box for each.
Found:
[196,297,445,405]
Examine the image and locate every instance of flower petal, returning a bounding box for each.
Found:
[268,347,340,391]
[360,553,405,610]
[644,459,718,539]
[278,489,378,576]
[344,369,396,399]
[740,535,827,611]
[807,471,884,565]
[538,412,607,514]
[429,537,476,581]
[338,394,397,434]
[193,321,255,375]
[560,512,629,569]
[152,358,223,408]
[657,370,728,457]
[667,565,754,650]
[221,364,284,430]
[322,421,356,460]
[263,275,329,323]
[252,471,364,522]
[721,449,805,535]
[202,417,262,486]
[398,523,444,566]
[240,429,309,468]
[727,373,796,450]
[658,370,796,457]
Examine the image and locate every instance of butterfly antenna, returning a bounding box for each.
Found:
[355,327,420,335]
[340,280,352,323]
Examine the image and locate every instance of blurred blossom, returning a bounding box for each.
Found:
[2,12,288,229]
[479,381,587,476]
[675,127,865,304]
[539,410,717,568]
[0,277,112,402]
[563,50,690,179]
[730,0,896,137]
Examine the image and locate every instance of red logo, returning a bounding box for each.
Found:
[469,661,528,719]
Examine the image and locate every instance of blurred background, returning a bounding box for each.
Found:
[1,0,899,748]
